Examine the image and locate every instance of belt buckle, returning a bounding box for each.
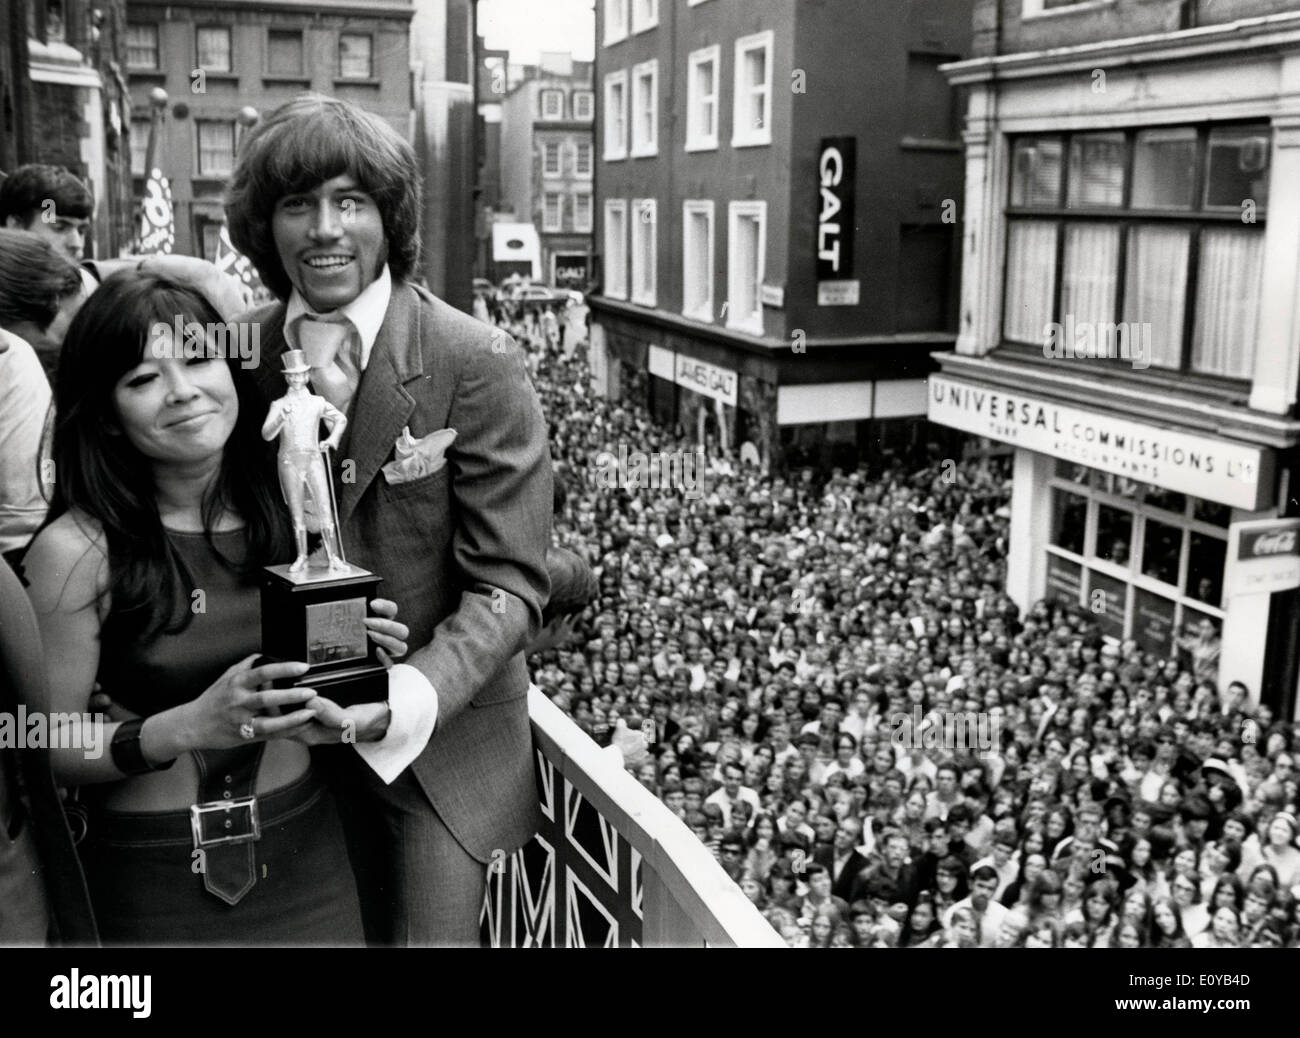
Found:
[190,796,261,849]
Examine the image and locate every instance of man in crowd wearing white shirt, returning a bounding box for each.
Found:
[704,761,761,829]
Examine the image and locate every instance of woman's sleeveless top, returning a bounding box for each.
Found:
[97,529,260,716]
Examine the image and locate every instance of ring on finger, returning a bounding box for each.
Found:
[239,719,256,740]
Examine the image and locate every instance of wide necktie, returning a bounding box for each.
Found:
[293,313,359,416]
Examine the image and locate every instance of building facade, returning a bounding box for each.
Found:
[933,0,1300,717]
[5,0,135,257]
[589,0,972,473]
[498,51,595,289]
[124,0,414,263]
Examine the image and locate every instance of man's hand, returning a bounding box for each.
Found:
[291,695,392,745]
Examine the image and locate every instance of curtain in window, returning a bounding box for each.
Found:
[1004,220,1057,344]
[1193,229,1262,379]
[1124,226,1189,369]
[1061,223,1120,330]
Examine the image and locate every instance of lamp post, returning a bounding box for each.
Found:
[142,86,168,181]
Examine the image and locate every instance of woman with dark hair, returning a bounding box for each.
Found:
[23,272,408,943]
[1151,895,1192,948]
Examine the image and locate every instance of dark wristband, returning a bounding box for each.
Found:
[110,718,175,775]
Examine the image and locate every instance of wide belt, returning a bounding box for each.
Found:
[190,744,265,906]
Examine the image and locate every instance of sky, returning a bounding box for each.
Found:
[478,0,595,65]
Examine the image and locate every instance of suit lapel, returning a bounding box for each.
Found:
[337,284,423,528]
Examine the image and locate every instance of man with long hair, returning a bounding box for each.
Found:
[225,95,552,946]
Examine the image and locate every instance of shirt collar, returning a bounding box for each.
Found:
[284,264,392,366]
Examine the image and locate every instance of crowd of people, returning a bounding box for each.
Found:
[503,311,1300,950]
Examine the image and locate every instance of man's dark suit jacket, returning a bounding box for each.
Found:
[0,559,97,944]
[815,845,869,903]
[245,280,552,862]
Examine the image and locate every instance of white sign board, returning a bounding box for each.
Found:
[675,355,738,407]
[1225,517,1300,597]
[928,374,1271,511]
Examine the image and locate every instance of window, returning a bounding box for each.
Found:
[604,0,629,46]
[573,91,595,121]
[631,60,659,157]
[904,54,959,143]
[631,199,657,305]
[686,46,720,152]
[196,121,236,176]
[196,27,231,73]
[574,192,593,233]
[339,34,372,79]
[543,142,562,176]
[200,222,222,263]
[267,30,304,76]
[604,71,628,161]
[574,142,593,178]
[604,199,629,299]
[130,118,151,176]
[728,201,766,333]
[543,192,564,233]
[733,32,774,148]
[1004,125,1270,380]
[541,90,564,120]
[631,0,658,34]
[127,24,159,69]
[1046,462,1227,654]
[682,201,715,321]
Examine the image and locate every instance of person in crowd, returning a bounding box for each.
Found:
[0,227,83,384]
[23,273,411,942]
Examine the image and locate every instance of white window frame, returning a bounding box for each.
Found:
[574,191,594,233]
[604,70,629,161]
[685,45,720,153]
[196,120,236,176]
[631,198,658,307]
[196,26,232,73]
[727,200,767,334]
[541,90,564,120]
[542,141,563,176]
[687,0,713,6]
[631,59,659,158]
[574,141,594,179]
[732,31,774,149]
[127,24,160,70]
[1023,0,1116,18]
[604,199,629,300]
[604,0,629,46]
[631,0,659,34]
[543,191,564,233]
[338,33,373,79]
[573,91,595,121]
[682,200,715,322]
[130,118,151,176]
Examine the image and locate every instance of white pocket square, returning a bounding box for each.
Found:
[382,426,456,484]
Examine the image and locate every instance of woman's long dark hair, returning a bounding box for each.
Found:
[45,270,291,641]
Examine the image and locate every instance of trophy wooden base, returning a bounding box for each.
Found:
[260,564,388,707]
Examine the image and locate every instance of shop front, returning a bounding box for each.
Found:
[929,372,1297,713]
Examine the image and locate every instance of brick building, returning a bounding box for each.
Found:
[933,0,1300,716]
[4,0,135,257]
[497,51,595,289]
[589,0,972,473]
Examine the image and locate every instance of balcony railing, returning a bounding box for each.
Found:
[481,688,785,948]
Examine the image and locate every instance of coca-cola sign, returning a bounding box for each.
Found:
[1238,522,1300,561]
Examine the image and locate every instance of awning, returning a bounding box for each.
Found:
[491,223,541,279]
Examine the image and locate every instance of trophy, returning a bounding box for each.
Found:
[258,350,387,707]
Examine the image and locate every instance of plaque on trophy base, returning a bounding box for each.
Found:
[260,563,388,707]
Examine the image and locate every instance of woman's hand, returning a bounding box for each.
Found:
[365,598,409,667]
[153,655,318,758]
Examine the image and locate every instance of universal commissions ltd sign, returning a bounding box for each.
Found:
[928,374,1271,511]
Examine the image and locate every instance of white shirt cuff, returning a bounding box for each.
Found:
[353,663,438,784]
